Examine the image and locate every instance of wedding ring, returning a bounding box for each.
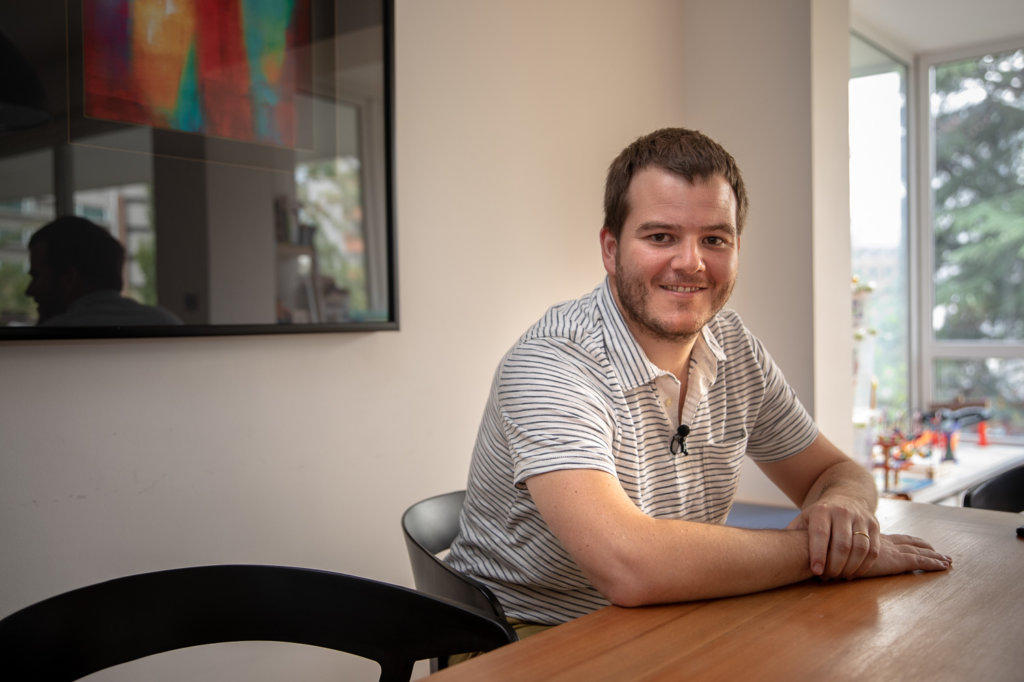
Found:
[853,531,870,539]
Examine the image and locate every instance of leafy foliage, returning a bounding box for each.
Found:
[932,49,1024,342]
[930,47,1024,434]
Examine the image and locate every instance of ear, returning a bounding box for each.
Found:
[599,227,618,277]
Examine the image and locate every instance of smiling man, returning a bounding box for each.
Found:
[446,128,950,638]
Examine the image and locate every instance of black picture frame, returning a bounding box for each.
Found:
[0,0,397,340]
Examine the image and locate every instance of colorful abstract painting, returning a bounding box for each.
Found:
[82,0,310,147]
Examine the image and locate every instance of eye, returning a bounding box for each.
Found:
[648,233,673,244]
[704,235,731,247]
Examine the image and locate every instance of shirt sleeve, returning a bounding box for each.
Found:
[742,329,820,461]
[495,338,619,488]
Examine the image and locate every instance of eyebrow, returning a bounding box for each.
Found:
[636,221,737,236]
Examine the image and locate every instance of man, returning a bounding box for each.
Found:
[26,216,182,327]
[446,128,949,633]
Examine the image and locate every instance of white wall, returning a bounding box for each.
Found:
[0,1,851,678]
[673,0,853,504]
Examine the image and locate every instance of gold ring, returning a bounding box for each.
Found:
[853,531,870,539]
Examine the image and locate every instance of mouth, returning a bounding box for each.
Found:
[660,284,706,293]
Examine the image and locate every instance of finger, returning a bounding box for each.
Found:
[864,535,952,577]
[807,514,833,576]
[899,545,953,572]
[886,533,939,551]
[843,528,876,578]
[824,526,867,579]
[850,520,882,578]
[893,535,953,564]
[826,513,879,579]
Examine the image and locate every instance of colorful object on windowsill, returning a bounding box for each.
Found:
[874,405,993,492]
[874,429,934,491]
[922,405,992,460]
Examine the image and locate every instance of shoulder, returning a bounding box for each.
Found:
[704,309,782,382]
[506,286,607,366]
[706,309,759,354]
[520,285,604,346]
[495,286,618,396]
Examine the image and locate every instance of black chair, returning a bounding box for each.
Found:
[0,564,514,682]
[402,491,516,670]
[962,463,1024,512]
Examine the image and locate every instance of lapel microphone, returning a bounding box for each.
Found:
[670,424,690,455]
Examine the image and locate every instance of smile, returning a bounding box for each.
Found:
[661,285,705,293]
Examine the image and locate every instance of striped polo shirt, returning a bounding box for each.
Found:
[446,278,818,625]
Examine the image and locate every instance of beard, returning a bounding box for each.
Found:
[613,252,735,343]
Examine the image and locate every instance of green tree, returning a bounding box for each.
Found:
[131,237,158,306]
[0,261,33,323]
[931,48,1024,433]
[932,48,1024,342]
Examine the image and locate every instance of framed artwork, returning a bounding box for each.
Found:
[0,0,397,338]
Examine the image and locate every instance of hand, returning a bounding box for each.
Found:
[787,496,881,579]
[861,533,952,577]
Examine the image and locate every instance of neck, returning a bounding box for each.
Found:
[608,280,701,381]
[640,333,698,382]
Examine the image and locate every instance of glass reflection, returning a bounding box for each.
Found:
[0,0,394,337]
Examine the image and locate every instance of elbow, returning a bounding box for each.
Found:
[602,583,650,608]
[588,562,659,608]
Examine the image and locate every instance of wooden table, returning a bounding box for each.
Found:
[428,500,1024,681]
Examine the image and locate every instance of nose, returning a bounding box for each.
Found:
[670,237,705,274]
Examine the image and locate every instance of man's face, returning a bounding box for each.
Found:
[25,243,72,324]
[601,167,740,347]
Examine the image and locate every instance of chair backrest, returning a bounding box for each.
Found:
[962,463,1024,512]
[401,491,514,640]
[0,564,514,682]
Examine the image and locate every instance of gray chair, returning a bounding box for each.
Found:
[401,491,516,670]
[0,564,514,682]
[962,463,1024,512]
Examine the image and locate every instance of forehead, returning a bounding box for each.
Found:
[625,167,737,228]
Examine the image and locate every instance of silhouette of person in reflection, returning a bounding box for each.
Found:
[26,216,182,326]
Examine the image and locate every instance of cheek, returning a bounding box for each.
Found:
[709,253,738,278]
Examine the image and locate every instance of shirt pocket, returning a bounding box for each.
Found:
[697,430,749,498]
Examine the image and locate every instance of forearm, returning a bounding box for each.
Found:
[801,457,878,511]
[529,469,818,606]
[528,468,948,608]
[586,518,816,606]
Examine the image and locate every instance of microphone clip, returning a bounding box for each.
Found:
[670,424,690,455]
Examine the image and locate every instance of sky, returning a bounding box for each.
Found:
[849,71,906,250]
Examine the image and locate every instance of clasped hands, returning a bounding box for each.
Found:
[787,495,952,579]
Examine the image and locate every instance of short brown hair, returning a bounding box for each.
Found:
[29,216,125,291]
[603,128,748,239]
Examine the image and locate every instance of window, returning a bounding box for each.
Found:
[849,34,910,423]
[921,45,1024,440]
[851,34,1024,443]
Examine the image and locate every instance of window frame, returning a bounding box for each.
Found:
[914,37,1024,440]
[850,25,1024,442]
[849,29,915,419]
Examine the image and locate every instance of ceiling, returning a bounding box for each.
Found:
[852,0,1024,55]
